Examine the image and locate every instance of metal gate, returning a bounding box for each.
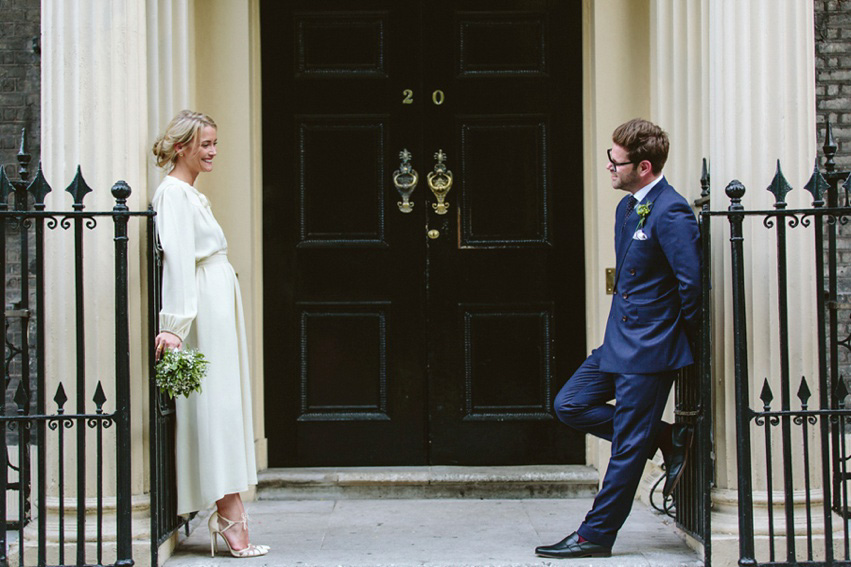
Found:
[718,123,851,566]
[147,211,190,565]
[664,160,713,565]
[0,150,151,566]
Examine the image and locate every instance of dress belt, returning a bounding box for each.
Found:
[196,252,229,267]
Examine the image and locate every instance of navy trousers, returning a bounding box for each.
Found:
[554,350,676,548]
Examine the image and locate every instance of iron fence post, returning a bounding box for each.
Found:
[806,149,833,563]
[148,211,159,566]
[825,122,843,514]
[767,162,796,561]
[112,180,134,567]
[67,167,91,566]
[699,159,713,566]
[726,180,757,566]
[28,165,49,567]
[15,133,32,539]
[0,168,9,567]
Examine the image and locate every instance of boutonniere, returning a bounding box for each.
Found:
[633,201,653,240]
[635,201,653,228]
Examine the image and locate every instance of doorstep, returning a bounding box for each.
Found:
[258,465,599,500]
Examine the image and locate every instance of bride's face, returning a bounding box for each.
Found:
[178,126,218,176]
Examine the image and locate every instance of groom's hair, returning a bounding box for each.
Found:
[613,119,669,175]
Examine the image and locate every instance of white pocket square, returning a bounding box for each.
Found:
[632,229,648,240]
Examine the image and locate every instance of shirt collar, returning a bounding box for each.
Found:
[632,174,663,204]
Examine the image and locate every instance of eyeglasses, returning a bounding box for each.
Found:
[607,148,636,171]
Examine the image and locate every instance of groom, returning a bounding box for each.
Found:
[536,119,701,559]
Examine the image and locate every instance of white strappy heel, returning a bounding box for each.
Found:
[208,511,270,558]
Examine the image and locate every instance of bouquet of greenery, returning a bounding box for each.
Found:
[155,348,209,399]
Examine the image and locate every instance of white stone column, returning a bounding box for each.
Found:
[650,0,710,196]
[145,0,193,202]
[653,1,821,565]
[37,0,152,563]
[143,0,193,487]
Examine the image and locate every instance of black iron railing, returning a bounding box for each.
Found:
[646,160,713,565]
[147,216,191,565]
[2,132,35,542]
[714,122,851,566]
[667,159,714,565]
[0,156,153,567]
[824,124,851,523]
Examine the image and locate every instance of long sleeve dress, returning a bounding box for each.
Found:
[152,175,258,515]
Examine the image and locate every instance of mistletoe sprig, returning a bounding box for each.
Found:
[635,201,654,229]
[155,348,208,399]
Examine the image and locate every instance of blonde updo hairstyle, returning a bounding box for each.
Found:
[152,110,217,170]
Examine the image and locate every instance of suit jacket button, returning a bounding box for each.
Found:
[621,316,627,322]
[629,268,636,275]
[622,292,629,299]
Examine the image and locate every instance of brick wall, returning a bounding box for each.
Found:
[816,0,851,168]
[0,0,40,174]
[815,0,851,386]
[1,0,40,426]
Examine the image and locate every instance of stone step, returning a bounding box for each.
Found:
[257,465,599,500]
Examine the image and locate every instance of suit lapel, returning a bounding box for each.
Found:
[612,178,669,290]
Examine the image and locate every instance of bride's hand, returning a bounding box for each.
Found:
[155,331,182,361]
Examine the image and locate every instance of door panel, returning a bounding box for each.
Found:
[457,13,548,76]
[422,0,585,464]
[297,117,388,243]
[294,13,389,77]
[459,116,550,244]
[262,0,585,466]
[461,305,554,419]
[262,0,427,466]
[298,303,390,422]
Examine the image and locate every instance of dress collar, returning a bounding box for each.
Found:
[167,175,210,208]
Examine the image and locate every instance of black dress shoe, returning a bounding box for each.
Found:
[535,531,612,559]
[663,423,693,498]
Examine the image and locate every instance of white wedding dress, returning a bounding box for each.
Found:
[152,175,257,515]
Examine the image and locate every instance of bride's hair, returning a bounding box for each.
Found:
[152,110,217,170]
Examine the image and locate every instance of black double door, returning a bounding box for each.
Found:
[261,0,586,466]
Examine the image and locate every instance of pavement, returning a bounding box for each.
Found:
[163,497,703,567]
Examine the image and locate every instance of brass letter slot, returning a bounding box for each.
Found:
[605,268,615,294]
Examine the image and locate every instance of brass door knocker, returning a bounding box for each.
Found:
[428,149,453,215]
[393,149,418,213]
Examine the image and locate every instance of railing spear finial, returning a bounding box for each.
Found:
[700,158,710,198]
[17,128,31,182]
[804,158,828,207]
[823,121,837,174]
[767,160,793,209]
[26,163,51,210]
[65,166,92,211]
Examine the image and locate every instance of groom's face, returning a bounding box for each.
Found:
[607,143,640,193]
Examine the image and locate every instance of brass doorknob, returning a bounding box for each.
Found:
[427,150,453,215]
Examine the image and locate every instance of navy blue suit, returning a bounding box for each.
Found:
[554,177,700,548]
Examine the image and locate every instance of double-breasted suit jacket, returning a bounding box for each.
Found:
[598,177,701,374]
[552,175,701,550]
